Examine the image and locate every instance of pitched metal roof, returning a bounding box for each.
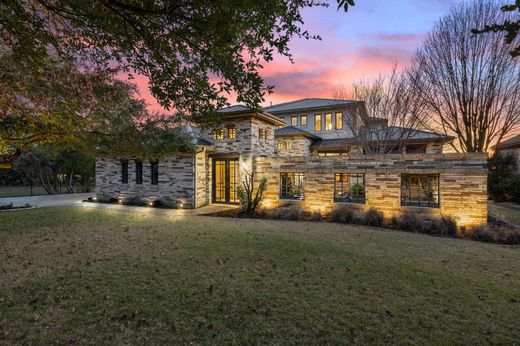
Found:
[493,134,520,149]
[365,127,452,142]
[263,98,360,114]
[310,138,357,150]
[217,105,251,114]
[274,126,320,139]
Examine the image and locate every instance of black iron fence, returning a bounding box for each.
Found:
[0,183,94,198]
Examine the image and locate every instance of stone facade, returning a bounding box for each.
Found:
[276,136,313,156]
[254,153,488,228]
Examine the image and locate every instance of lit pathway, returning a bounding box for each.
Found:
[0,193,235,216]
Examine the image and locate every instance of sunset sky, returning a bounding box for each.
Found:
[138,0,459,113]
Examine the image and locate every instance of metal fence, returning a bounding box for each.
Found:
[0,184,94,198]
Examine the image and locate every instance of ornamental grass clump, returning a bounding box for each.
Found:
[330,206,354,223]
[363,207,384,227]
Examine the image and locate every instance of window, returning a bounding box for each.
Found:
[151,160,159,185]
[277,142,284,150]
[291,116,298,126]
[259,128,264,139]
[406,144,426,154]
[334,173,365,203]
[285,142,292,149]
[401,174,439,208]
[121,160,129,184]
[335,112,343,130]
[314,114,322,131]
[325,113,332,131]
[135,160,143,185]
[227,127,236,139]
[301,115,307,126]
[280,173,304,200]
[264,129,269,140]
[214,129,224,140]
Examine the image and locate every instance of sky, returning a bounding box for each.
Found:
[137,0,460,112]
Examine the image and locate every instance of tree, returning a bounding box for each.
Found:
[332,67,428,153]
[236,169,267,214]
[410,0,520,152]
[0,0,350,119]
[0,53,193,164]
[472,2,520,57]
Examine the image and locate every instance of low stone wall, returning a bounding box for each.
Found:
[254,153,488,228]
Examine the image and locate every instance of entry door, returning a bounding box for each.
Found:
[212,158,239,204]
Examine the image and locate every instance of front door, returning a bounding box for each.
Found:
[212,158,239,204]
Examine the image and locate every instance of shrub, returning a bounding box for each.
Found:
[269,205,305,221]
[429,215,457,237]
[330,206,354,223]
[310,210,322,221]
[393,211,423,233]
[363,207,384,227]
[237,171,267,214]
[0,203,13,210]
[471,225,520,245]
[124,196,147,206]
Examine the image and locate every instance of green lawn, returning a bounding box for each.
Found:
[489,202,520,226]
[0,207,519,345]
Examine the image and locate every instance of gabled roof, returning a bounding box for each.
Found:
[179,125,214,147]
[493,134,520,150]
[263,98,360,114]
[274,126,320,140]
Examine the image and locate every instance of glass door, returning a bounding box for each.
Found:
[212,158,239,204]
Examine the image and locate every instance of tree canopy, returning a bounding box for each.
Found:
[0,0,350,118]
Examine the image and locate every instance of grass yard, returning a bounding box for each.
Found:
[1,207,519,345]
[489,202,520,226]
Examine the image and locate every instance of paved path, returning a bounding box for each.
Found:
[0,192,235,216]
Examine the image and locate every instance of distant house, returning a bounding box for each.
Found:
[96,98,488,228]
[493,134,520,173]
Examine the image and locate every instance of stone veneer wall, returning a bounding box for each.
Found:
[425,142,443,154]
[276,136,313,156]
[96,154,197,207]
[254,153,488,228]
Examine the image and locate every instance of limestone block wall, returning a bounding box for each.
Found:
[426,142,444,154]
[276,136,313,157]
[195,148,211,208]
[96,154,196,207]
[254,153,488,228]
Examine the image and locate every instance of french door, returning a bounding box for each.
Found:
[212,158,239,204]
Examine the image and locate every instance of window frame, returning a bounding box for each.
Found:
[135,160,143,185]
[334,173,365,204]
[279,172,305,200]
[300,115,307,126]
[291,116,298,126]
[401,174,440,208]
[121,160,129,184]
[214,128,224,140]
[325,113,332,131]
[227,127,236,139]
[335,112,343,130]
[150,160,159,185]
[314,114,322,131]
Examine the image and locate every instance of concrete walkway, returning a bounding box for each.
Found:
[0,192,235,216]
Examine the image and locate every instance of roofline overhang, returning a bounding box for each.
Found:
[274,133,320,140]
[220,110,286,126]
[265,101,365,115]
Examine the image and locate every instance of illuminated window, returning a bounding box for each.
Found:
[214,129,224,140]
[325,113,332,131]
[227,127,236,139]
[401,174,440,208]
[335,112,343,130]
[285,142,292,149]
[301,115,307,126]
[291,116,298,126]
[280,173,304,200]
[277,142,284,150]
[334,173,365,204]
[259,128,264,139]
[135,160,143,185]
[150,160,159,185]
[314,114,322,131]
[121,160,128,184]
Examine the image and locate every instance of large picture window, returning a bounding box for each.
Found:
[334,173,365,203]
[401,174,439,208]
[280,173,304,200]
[151,161,159,185]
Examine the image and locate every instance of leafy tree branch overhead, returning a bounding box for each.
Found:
[0,0,353,119]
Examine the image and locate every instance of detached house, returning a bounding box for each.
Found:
[96,98,488,228]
